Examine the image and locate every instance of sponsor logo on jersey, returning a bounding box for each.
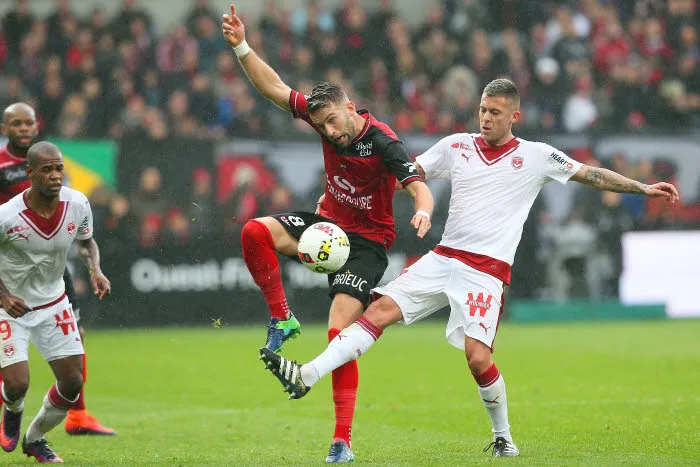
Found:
[1,165,28,183]
[355,141,373,157]
[6,225,30,241]
[78,216,89,235]
[466,292,493,317]
[54,308,77,335]
[511,156,523,169]
[547,152,574,173]
[332,269,368,292]
[461,153,473,162]
[67,221,76,236]
[327,180,373,210]
[333,176,356,194]
[451,141,471,151]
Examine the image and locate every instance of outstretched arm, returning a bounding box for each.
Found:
[222,3,292,112]
[571,165,680,202]
[77,238,111,300]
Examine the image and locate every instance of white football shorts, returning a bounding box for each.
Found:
[373,251,505,349]
[0,295,84,368]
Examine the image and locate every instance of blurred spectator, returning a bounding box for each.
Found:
[196,18,227,73]
[112,0,153,43]
[189,73,217,126]
[2,0,34,60]
[189,168,219,239]
[130,167,168,222]
[221,167,260,235]
[163,208,191,245]
[185,0,219,39]
[562,73,598,132]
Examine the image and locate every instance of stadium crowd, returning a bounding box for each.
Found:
[1,0,699,139]
[2,0,700,299]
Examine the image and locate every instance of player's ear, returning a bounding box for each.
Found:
[346,100,356,113]
[511,110,521,124]
[0,123,6,137]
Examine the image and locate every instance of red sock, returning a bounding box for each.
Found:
[72,353,87,411]
[241,220,290,320]
[329,328,358,447]
[48,384,76,410]
[472,362,500,387]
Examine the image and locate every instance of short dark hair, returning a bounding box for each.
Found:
[483,78,520,108]
[27,141,61,167]
[307,81,348,113]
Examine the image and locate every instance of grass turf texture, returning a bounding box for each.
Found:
[8,319,699,465]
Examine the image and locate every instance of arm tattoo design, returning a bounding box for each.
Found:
[583,167,647,194]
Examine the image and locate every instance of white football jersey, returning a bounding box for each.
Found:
[417,133,582,267]
[0,187,93,308]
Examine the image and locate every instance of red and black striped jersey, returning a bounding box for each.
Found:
[0,146,30,204]
[289,90,422,248]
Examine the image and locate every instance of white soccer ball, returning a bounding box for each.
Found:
[297,222,351,274]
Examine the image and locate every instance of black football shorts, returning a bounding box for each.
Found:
[271,211,388,305]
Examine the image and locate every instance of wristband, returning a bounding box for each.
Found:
[232,40,251,58]
[415,210,430,220]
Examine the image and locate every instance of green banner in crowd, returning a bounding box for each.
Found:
[51,139,116,196]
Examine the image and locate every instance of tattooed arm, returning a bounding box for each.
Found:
[571,165,680,202]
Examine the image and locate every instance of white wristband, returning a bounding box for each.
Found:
[415,210,430,220]
[232,40,251,58]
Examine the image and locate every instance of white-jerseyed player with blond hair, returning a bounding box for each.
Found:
[260,78,679,458]
[0,141,111,463]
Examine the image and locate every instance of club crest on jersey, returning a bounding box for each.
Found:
[2,343,15,358]
[67,221,76,236]
[511,156,523,169]
[6,225,30,241]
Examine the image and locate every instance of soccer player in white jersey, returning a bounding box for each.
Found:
[0,142,111,463]
[259,78,680,458]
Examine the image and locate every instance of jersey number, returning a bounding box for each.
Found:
[287,216,305,227]
[0,321,11,341]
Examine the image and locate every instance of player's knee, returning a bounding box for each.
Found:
[58,371,84,399]
[2,374,29,399]
[465,340,493,375]
[364,295,402,329]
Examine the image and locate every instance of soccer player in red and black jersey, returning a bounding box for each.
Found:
[223,4,434,462]
[0,103,115,436]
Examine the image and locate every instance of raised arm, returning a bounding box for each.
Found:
[76,238,111,300]
[222,3,292,112]
[571,164,680,202]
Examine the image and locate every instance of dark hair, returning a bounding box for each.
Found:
[307,81,348,113]
[27,141,61,167]
[483,78,520,107]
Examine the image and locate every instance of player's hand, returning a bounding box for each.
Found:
[90,272,111,300]
[315,193,325,214]
[644,182,679,203]
[411,211,431,239]
[0,293,32,318]
[222,3,246,47]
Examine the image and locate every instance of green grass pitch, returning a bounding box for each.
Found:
[7,319,699,465]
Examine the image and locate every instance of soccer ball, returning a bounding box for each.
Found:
[297,222,351,274]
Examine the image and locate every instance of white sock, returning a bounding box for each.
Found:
[26,386,77,443]
[478,374,512,441]
[1,383,24,413]
[301,319,381,386]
